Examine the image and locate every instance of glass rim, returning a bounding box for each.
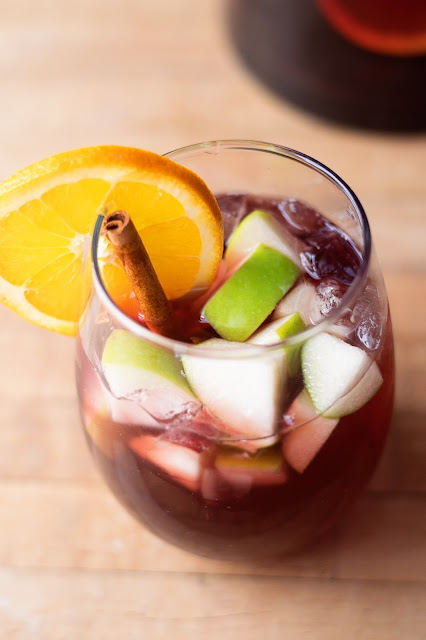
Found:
[90,139,371,359]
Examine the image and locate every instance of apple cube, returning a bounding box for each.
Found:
[216,447,288,486]
[249,313,304,345]
[225,209,301,269]
[101,330,200,420]
[272,278,352,339]
[282,389,339,472]
[82,354,160,428]
[272,279,322,325]
[201,447,287,501]
[203,243,300,342]
[129,434,211,492]
[249,312,305,377]
[302,332,383,418]
[182,338,286,445]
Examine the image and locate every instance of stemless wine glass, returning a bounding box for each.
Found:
[76,140,394,560]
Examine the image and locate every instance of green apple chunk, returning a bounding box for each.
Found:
[273,279,322,325]
[225,209,300,268]
[182,338,286,445]
[272,278,351,339]
[302,332,383,419]
[215,447,288,486]
[102,330,199,419]
[249,312,304,345]
[249,312,305,376]
[203,243,300,342]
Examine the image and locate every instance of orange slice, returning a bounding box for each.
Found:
[0,146,223,336]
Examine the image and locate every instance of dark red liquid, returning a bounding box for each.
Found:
[77,195,395,560]
[228,0,426,131]
[316,0,426,56]
[78,332,393,559]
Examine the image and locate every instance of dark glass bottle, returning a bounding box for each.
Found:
[228,0,426,131]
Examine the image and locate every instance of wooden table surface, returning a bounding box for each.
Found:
[0,1,425,638]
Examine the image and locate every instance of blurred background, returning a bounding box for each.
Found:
[0,1,425,638]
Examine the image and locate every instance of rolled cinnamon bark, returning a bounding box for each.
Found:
[104,210,181,340]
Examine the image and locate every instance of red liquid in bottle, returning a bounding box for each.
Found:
[228,0,426,131]
[316,0,426,56]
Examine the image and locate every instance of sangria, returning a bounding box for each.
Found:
[77,141,394,560]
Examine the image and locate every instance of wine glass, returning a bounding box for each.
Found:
[76,140,394,560]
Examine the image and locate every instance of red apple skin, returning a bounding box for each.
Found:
[282,390,339,473]
[129,434,215,492]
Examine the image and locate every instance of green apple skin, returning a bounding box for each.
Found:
[301,332,383,419]
[215,446,288,486]
[249,312,304,345]
[276,312,306,377]
[249,312,305,377]
[203,243,300,342]
[272,279,351,340]
[102,329,195,400]
[272,279,321,325]
[225,209,300,268]
[275,311,305,341]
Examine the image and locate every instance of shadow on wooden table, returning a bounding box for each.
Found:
[244,407,426,582]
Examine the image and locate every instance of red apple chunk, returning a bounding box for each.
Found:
[130,434,213,492]
[282,390,339,472]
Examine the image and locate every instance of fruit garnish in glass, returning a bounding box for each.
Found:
[0,141,394,560]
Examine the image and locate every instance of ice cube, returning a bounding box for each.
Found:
[273,277,347,325]
[316,278,347,317]
[273,277,353,339]
[300,228,361,285]
[279,198,327,237]
[350,281,383,351]
[107,395,161,428]
[216,193,251,241]
[217,193,289,244]
[356,310,383,350]
[131,394,202,426]
[351,280,377,322]
[162,420,218,451]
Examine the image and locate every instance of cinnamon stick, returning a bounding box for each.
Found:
[104,210,180,339]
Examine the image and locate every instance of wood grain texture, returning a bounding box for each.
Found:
[1,569,424,640]
[0,0,425,637]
